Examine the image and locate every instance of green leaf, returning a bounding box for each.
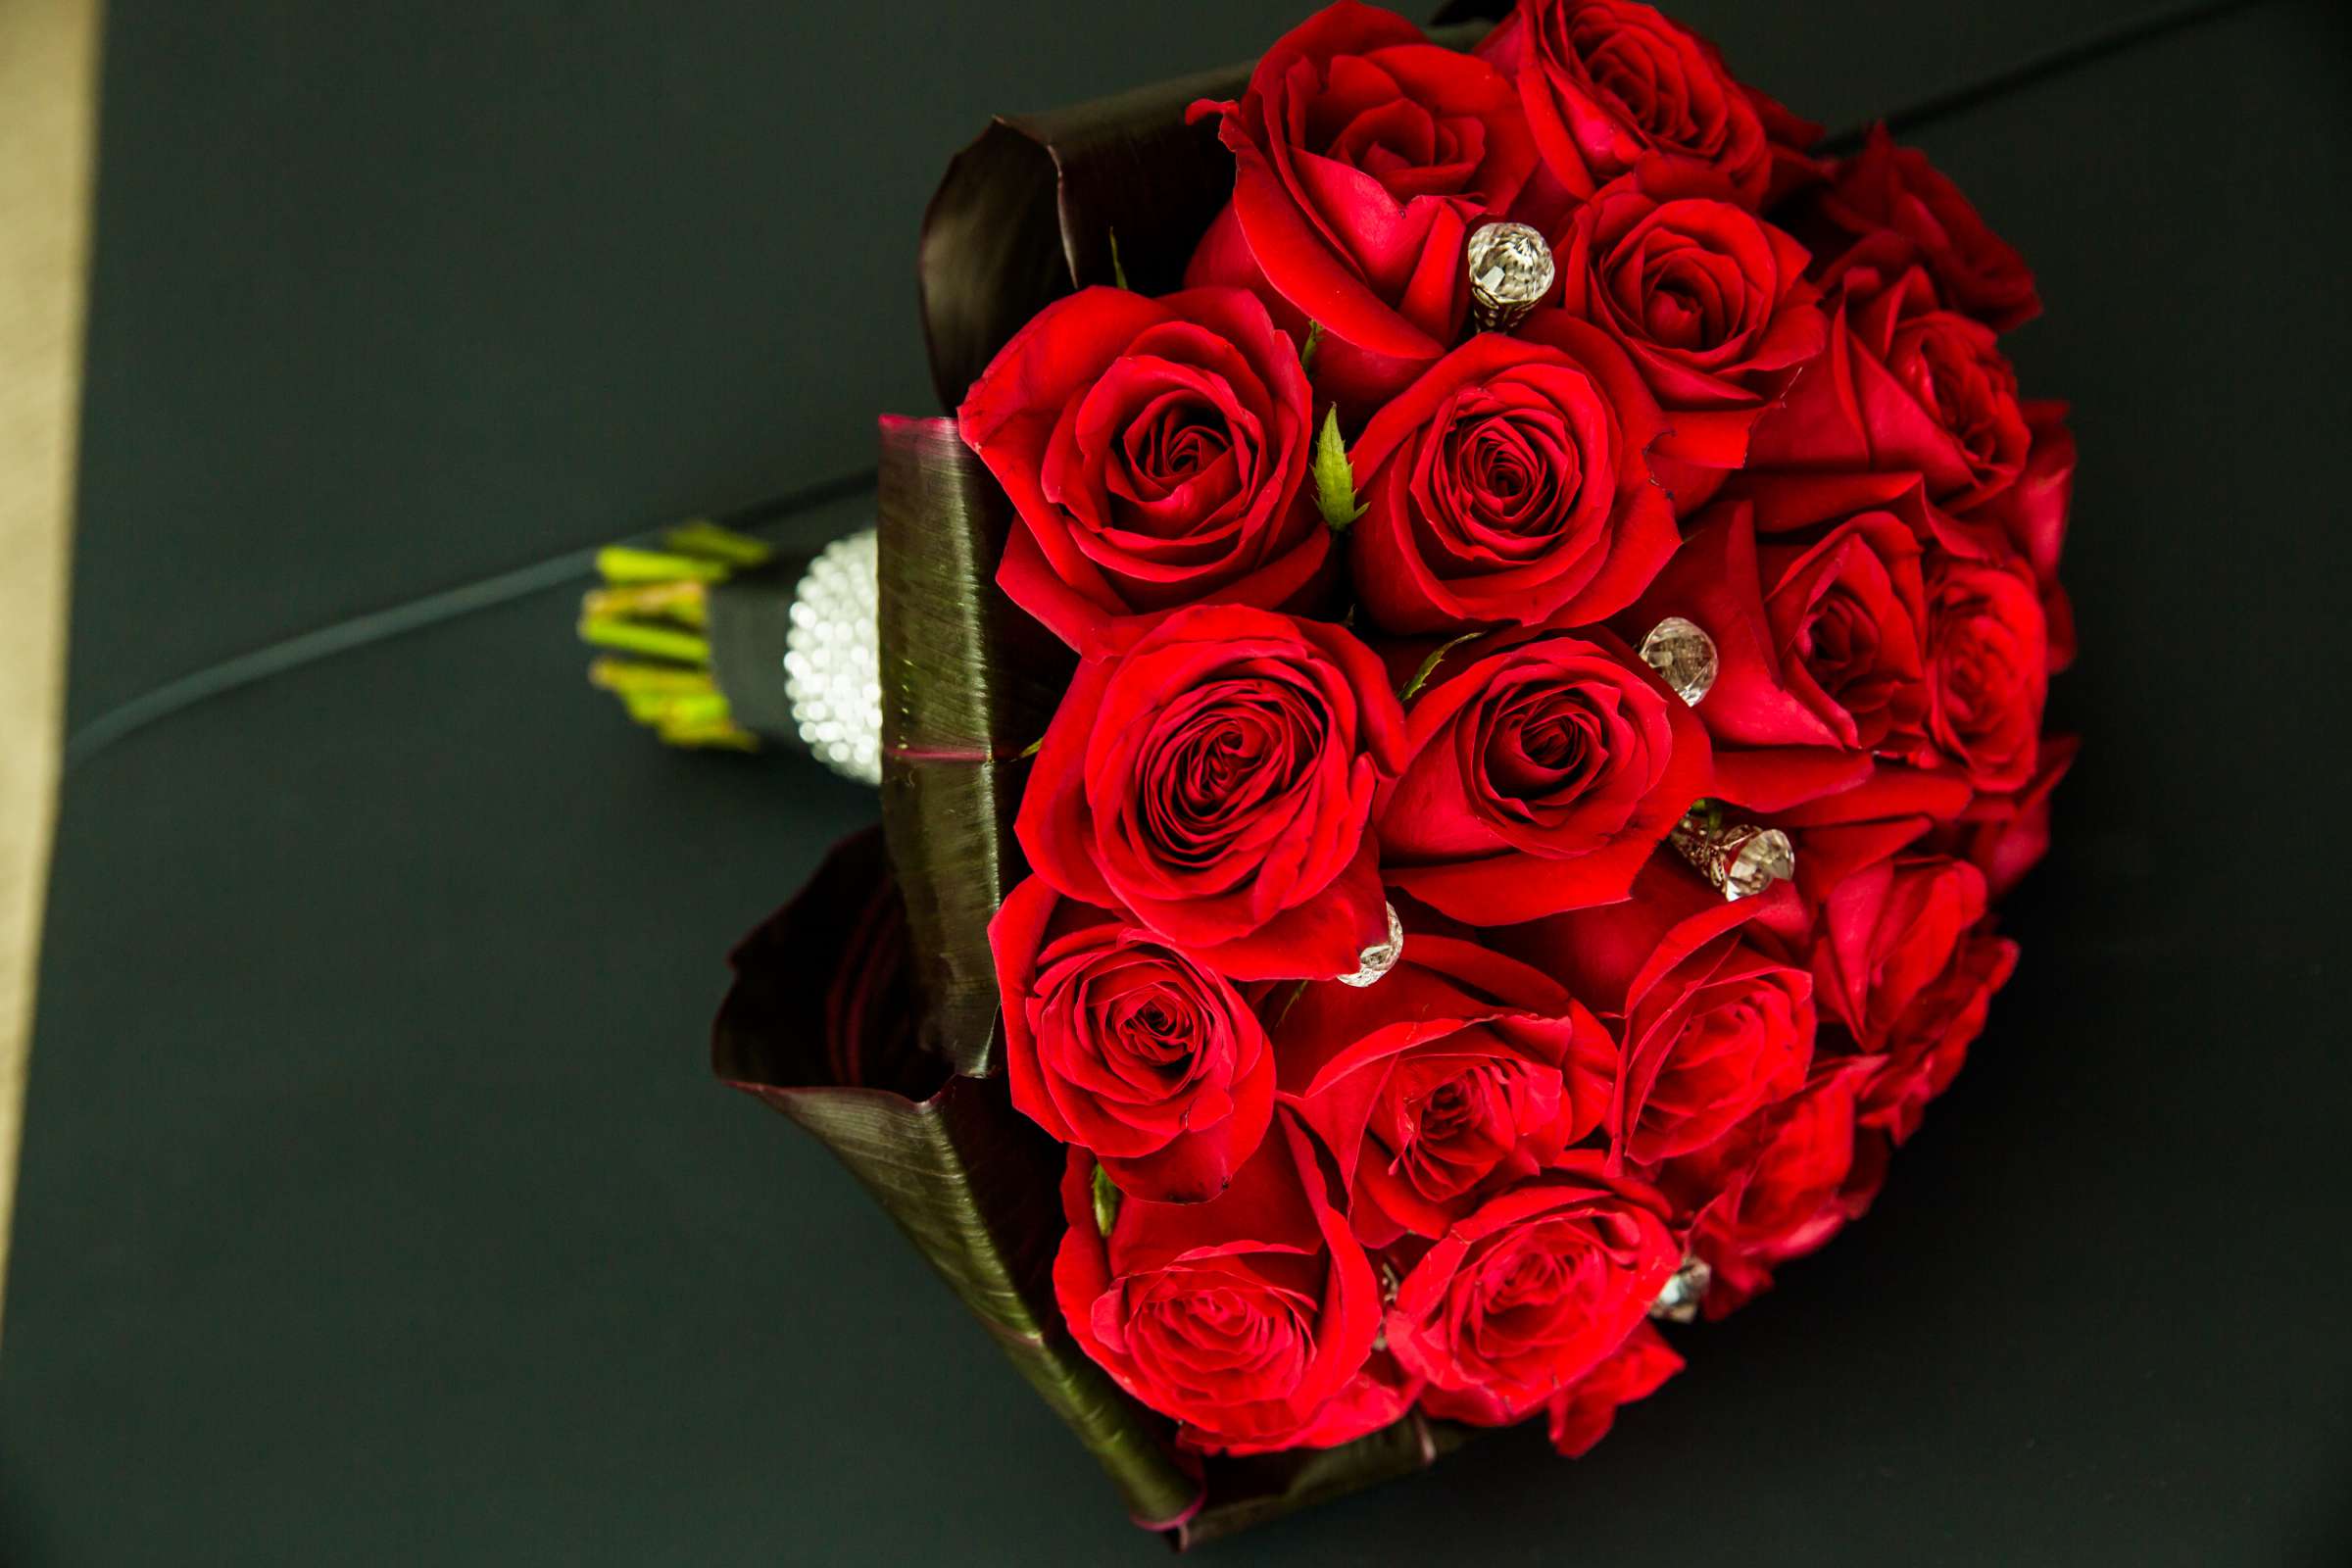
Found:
[1298,319,1324,373]
[1091,1163,1122,1236]
[1401,631,1484,702]
[1312,406,1366,532]
[1106,227,1131,291]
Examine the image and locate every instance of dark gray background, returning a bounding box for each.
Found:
[6,1,2349,1562]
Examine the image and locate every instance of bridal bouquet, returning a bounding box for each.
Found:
[690,0,2073,1543]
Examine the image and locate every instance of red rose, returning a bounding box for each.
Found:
[1551,157,1826,506]
[1478,0,1807,210]
[1375,621,1711,921]
[1749,266,2030,514]
[1923,553,2048,792]
[992,877,1273,1202]
[1545,1321,1682,1457]
[1663,1059,1883,1314]
[1054,1113,1404,1454]
[1387,1155,1679,1423]
[1016,605,1407,980]
[1955,402,2076,671]
[1275,932,1614,1244]
[1625,492,1930,756]
[1936,733,2076,900]
[1348,314,1678,634]
[1503,858,1815,1169]
[1809,124,2039,332]
[1811,849,1988,1051]
[956,286,1330,654]
[1186,1,1544,412]
[1856,927,2018,1144]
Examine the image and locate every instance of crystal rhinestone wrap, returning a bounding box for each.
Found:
[1338,903,1406,987]
[782,528,883,786]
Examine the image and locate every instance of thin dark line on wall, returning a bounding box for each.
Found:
[62,0,2276,772]
[1817,0,2271,153]
[62,466,878,770]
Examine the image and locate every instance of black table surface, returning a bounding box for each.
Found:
[7,1,2350,1562]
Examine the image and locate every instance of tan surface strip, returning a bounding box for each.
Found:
[0,0,99,1341]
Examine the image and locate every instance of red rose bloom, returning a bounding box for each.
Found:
[1275,932,1614,1244]
[992,877,1273,1202]
[1478,0,1802,210]
[1375,621,1711,921]
[1054,1115,1404,1454]
[1186,1,1543,411]
[1016,605,1406,981]
[1626,492,1930,756]
[956,285,1330,654]
[1545,1320,1682,1457]
[1810,124,2040,332]
[1955,401,2076,670]
[1749,266,2030,514]
[1936,733,2076,900]
[1348,314,1679,634]
[1387,1155,1679,1424]
[1811,849,1988,1051]
[1857,928,2018,1144]
[1551,157,1826,505]
[1923,553,2049,792]
[1504,858,1815,1169]
[1663,1059,1883,1314]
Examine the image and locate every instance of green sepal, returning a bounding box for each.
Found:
[1298,319,1324,373]
[1091,1163,1122,1237]
[1312,407,1366,532]
[1401,631,1484,702]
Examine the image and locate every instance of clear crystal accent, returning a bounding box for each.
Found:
[1464,221,1555,331]
[781,528,883,786]
[1670,804,1794,902]
[1639,615,1718,705]
[1338,903,1405,987]
[1649,1254,1711,1323]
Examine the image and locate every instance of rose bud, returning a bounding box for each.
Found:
[1015,605,1406,981]
[1348,314,1679,635]
[1811,849,1989,1052]
[991,877,1273,1202]
[1274,932,1615,1245]
[1807,124,2040,333]
[1551,157,1827,509]
[1186,1,1546,413]
[1375,621,1711,922]
[1386,1154,1680,1425]
[1054,1113,1408,1454]
[1923,552,2049,793]
[1476,0,1817,211]
[1856,926,2018,1144]
[1660,1059,1884,1315]
[1623,493,1930,758]
[956,286,1331,654]
[1748,266,2031,515]
[1501,858,1815,1170]
[1545,1321,1683,1457]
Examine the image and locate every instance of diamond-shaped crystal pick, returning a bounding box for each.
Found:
[1338,903,1405,987]
[1670,804,1794,902]
[1639,615,1718,705]
[781,528,883,786]
[1465,221,1554,332]
[1649,1254,1712,1323]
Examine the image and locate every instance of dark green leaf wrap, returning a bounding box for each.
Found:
[713,828,1202,1530]
[724,21,1508,1537]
